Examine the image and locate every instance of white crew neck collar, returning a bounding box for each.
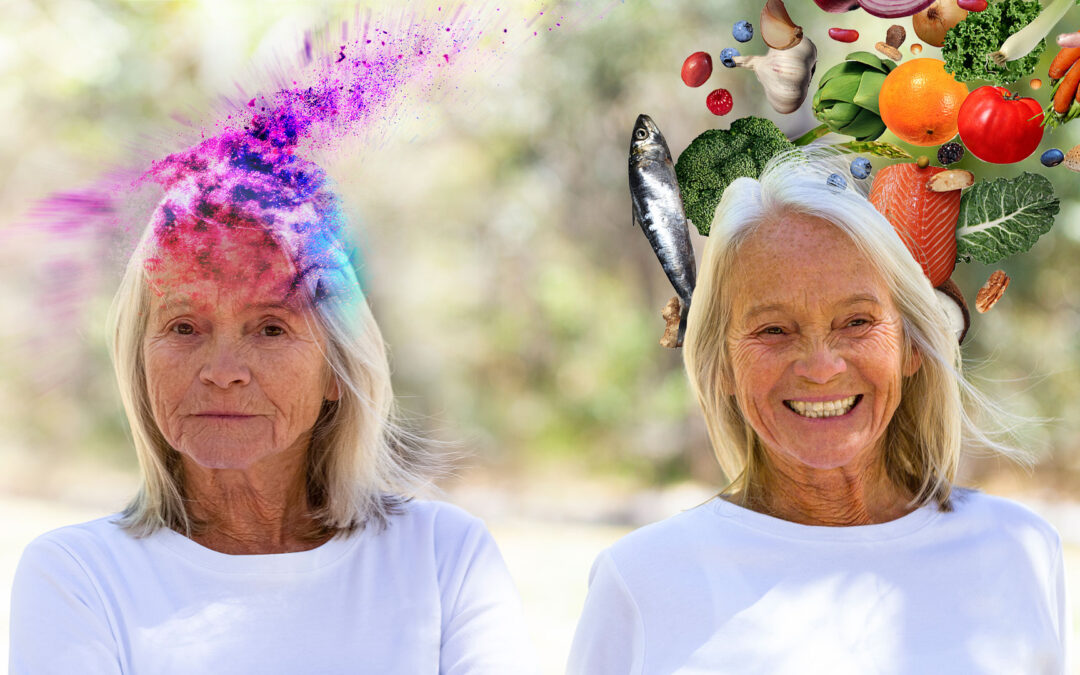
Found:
[149,524,366,574]
[708,495,943,543]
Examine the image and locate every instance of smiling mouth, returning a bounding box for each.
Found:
[784,394,862,419]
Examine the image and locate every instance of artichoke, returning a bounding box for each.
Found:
[811,51,896,142]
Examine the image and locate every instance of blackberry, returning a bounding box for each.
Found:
[937,142,964,165]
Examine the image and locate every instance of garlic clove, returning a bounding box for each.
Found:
[760,0,804,50]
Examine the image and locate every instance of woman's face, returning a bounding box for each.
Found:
[142,225,338,471]
[725,214,919,473]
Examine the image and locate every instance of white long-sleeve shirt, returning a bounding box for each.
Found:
[568,489,1067,674]
[10,499,535,674]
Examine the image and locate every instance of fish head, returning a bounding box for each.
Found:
[631,114,671,160]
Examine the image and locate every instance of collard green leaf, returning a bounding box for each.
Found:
[955,173,1059,264]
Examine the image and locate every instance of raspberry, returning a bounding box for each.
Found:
[706,88,734,116]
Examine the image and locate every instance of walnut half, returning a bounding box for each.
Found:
[975,270,1010,313]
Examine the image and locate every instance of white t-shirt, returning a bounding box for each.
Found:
[10,499,535,674]
[568,489,1067,674]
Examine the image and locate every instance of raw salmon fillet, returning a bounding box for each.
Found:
[868,163,961,287]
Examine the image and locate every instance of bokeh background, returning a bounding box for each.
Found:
[3,0,1080,672]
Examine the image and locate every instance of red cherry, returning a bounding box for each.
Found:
[706,88,734,115]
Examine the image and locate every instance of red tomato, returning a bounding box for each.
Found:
[681,52,713,87]
[957,86,1044,164]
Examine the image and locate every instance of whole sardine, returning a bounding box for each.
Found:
[629,114,697,346]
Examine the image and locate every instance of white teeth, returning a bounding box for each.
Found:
[787,396,858,418]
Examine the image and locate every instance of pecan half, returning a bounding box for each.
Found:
[975,270,1010,313]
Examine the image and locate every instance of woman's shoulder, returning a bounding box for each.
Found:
[377,499,495,553]
[20,513,130,561]
[602,500,723,571]
[13,513,133,598]
[947,488,1061,548]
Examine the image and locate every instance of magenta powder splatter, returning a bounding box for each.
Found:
[11,1,614,385]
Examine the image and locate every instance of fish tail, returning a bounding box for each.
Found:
[677,297,690,347]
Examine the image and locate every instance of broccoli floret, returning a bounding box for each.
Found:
[674,116,794,236]
[941,0,1044,87]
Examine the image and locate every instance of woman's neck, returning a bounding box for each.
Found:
[740,448,915,527]
[180,454,329,554]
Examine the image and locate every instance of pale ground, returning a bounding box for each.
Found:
[1,481,1077,674]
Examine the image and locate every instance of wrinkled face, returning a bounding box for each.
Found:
[725,215,919,472]
[142,224,338,471]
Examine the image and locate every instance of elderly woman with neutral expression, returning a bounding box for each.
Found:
[10,134,534,674]
[568,149,1066,674]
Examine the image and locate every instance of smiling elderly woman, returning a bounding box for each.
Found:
[10,134,532,674]
[568,149,1066,674]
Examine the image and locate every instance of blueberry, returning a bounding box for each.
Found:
[826,173,847,190]
[733,21,753,43]
[850,157,872,179]
[1041,148,1064,167]
[937,142,964,165]
[720,47,740,68]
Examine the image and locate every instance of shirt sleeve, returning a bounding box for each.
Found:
[566,550,645,675]
[9,535,122,675]
[1050,539,1070,673]
[435,510,537,675]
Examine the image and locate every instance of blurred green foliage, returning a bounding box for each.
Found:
[2,0,1080,492]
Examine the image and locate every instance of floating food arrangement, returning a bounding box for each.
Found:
[630,0,1075,347]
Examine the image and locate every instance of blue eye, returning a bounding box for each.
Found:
[847,318,868,327]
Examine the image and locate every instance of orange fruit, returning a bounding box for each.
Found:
[878,58,969,147]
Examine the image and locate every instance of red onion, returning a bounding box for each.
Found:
[857,0,935,18]
[813,0,860,11]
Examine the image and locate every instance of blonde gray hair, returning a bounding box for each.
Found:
[109,217,437,538]
[683,147,1023,510]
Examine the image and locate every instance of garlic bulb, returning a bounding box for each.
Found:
[732,36,817,114]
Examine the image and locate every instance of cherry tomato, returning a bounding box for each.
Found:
[681,52,713,88]
[957,86,1044,164]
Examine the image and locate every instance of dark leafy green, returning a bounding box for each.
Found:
[942,0,1044,86]
[955,172,1059,264]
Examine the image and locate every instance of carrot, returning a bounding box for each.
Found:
[1049,47,1080,79]
[1050,46,1080,79]
[1054,60,1080,114]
